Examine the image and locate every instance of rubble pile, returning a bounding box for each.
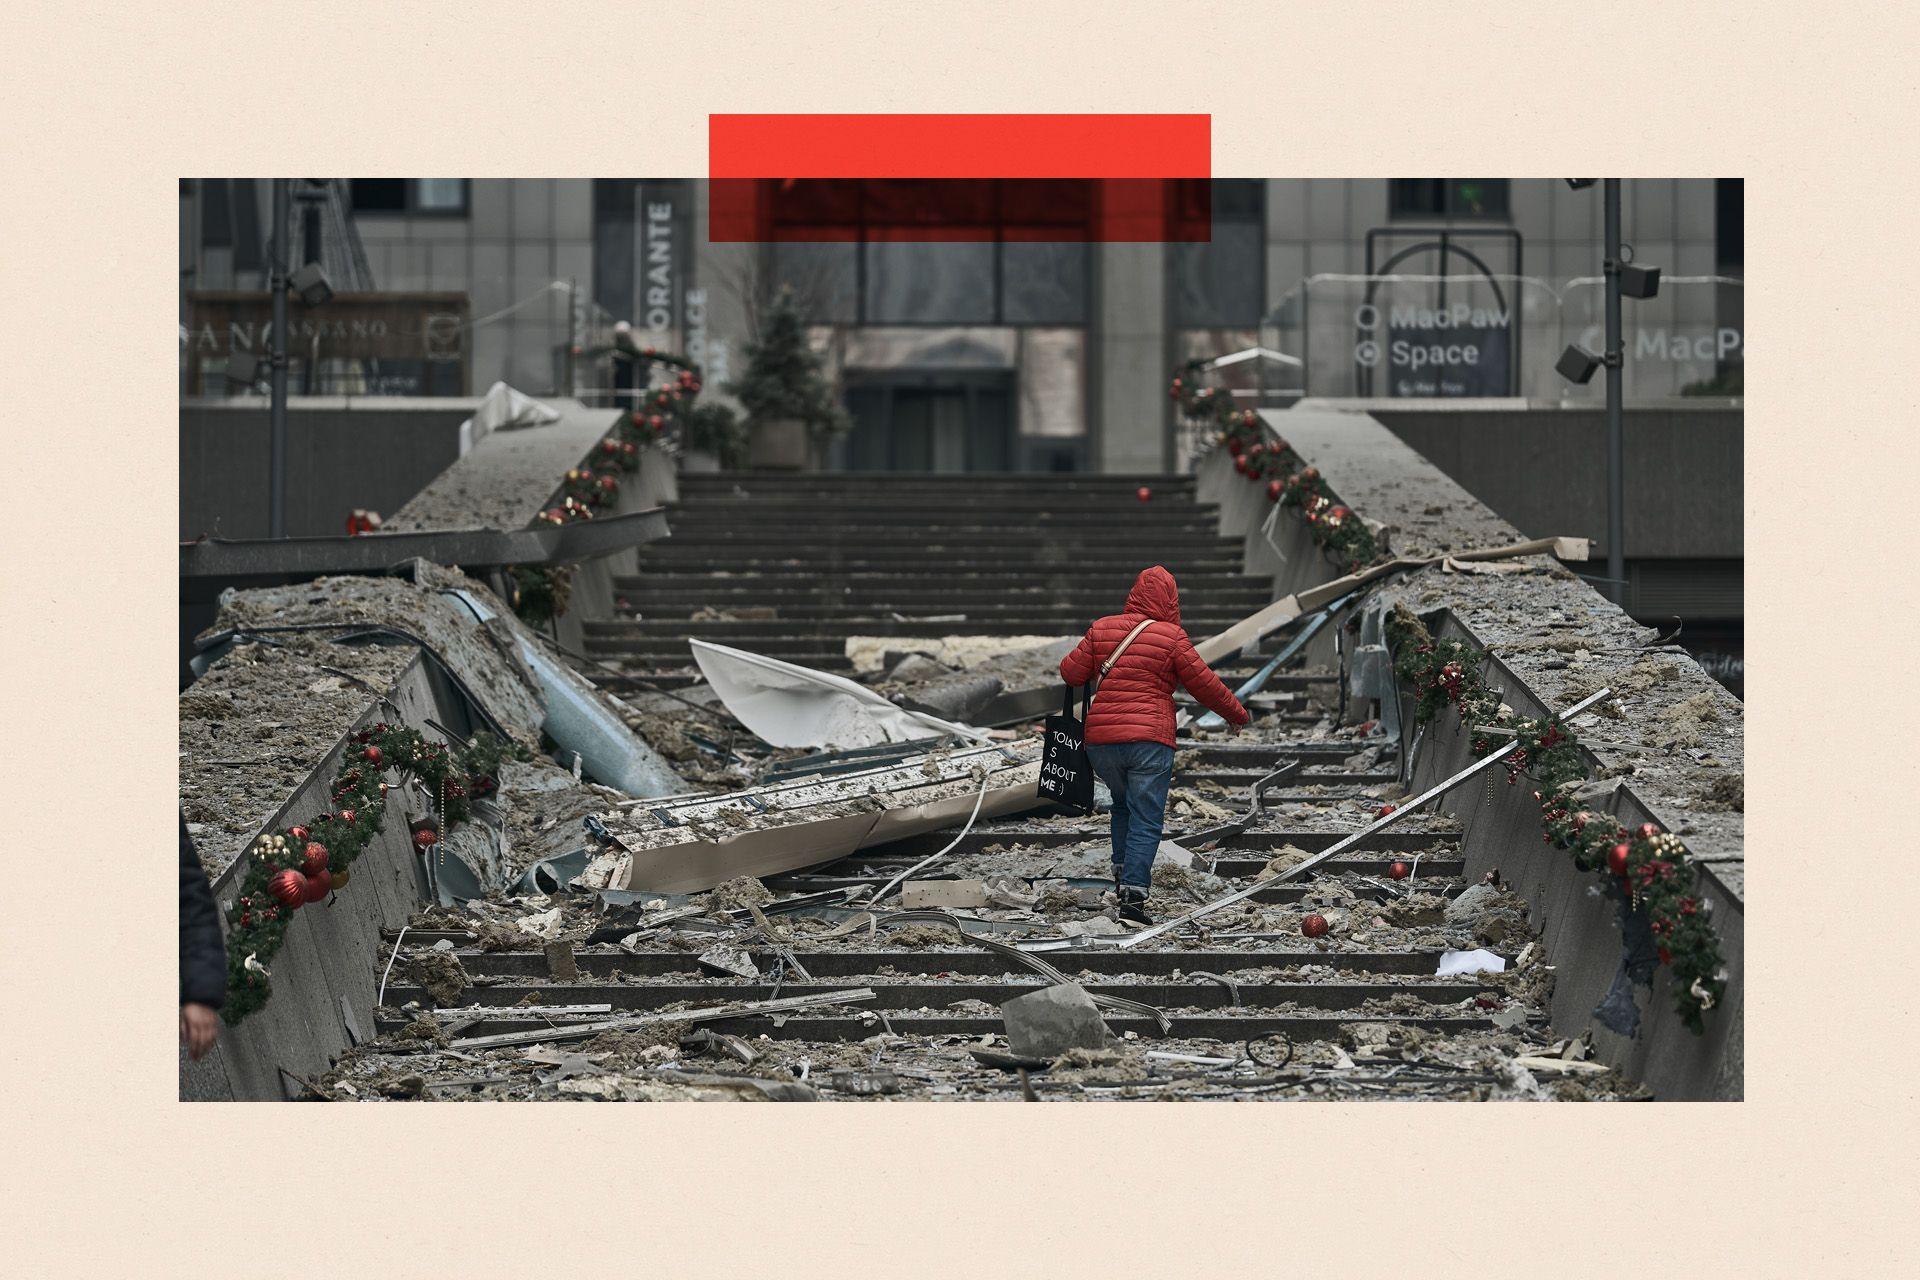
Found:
[316,661,1643,1102]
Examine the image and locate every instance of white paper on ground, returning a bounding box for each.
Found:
[1436,948,1508,977]
[690,638,986,749]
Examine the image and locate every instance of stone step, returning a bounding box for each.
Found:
[678,472,1193,489]
[865,828,1457,858]
[383,978,1495,1015]
[762,876,1414,904]
[376,1011,1508,1044]
[615,571,1269,590]
[387,945,1478,979]
[585,616,1257,637]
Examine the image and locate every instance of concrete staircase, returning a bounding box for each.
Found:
[584,471,1273,685]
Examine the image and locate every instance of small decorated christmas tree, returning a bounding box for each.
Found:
[725,287,849,466]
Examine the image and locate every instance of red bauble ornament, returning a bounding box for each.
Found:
[1377,803,1396,818]
[1301,466,1319,482]
[303,869,333,902]
[331,866,350,890]
[1638,823,1660,839]
[1135,486,1152,503]
[287,825,310,842]
[301,841,330,876]
[412,828,440,851]
[362,746,384,768]
[1226,437,1244,457]
[268,870,308,910]
[1607,842,1631,876]
[1301,913,1330,939]
[1267,479,1283,502]
[339,808,356,823]
[1388,861,1411,881]
[648,414,664,431]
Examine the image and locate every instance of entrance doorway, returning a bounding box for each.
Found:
[843,373,1015,471]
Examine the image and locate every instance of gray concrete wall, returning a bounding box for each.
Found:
[180,654,464,1101]
[1198,408,1743,1098]
[1094,242,1169,473]
[180,396,475,539]
[1367,405,1743,560]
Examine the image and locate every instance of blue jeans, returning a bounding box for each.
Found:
[1086,741,1174,891]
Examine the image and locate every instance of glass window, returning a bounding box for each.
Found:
[773,242,859,323]
[415,179,468,213]
[1171,221,1264,327]
[349,179,407,212]
[1002,242,1088,324]
[864,241,996,324]
[1389,179,1510,219]
[349,179,468,215]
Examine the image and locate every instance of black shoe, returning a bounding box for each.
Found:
[1117,887,1152,927]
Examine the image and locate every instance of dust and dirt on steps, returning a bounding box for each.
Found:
[180,636,418,878]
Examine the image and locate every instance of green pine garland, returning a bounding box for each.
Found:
[220,724,526,1026]
[1383,604,1728,1032]
[1170,358,1380,573]
[514,351,737,624]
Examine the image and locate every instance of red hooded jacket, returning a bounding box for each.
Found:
[1059,565,1249,747]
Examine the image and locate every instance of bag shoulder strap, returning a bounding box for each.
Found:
[1090,619,1157,707]
[1101,618,1156,677]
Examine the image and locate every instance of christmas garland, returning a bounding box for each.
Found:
[1383,604,1728,1032]
[221,723,524,1025]
[1169,359,1379,573]
[512,351,736,625]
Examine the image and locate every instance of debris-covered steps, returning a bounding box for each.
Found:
[589,471,1273,686]
[333,706,1637,1101]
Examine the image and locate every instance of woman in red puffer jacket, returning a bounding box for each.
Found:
[1059,565,1249,924]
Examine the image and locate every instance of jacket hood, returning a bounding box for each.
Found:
[1125,565,1181,626]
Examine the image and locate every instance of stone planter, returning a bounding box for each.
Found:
[748,417,809,470]
[681,448,721,473]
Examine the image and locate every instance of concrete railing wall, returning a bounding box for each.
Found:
[180,653,478,1100]
[180,396,477,539]
[385,400,679,653]
[1196,407,1743,1099]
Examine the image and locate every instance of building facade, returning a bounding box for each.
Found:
[180,178,1742,472]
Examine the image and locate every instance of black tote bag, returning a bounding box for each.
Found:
[1038,681,1096,812]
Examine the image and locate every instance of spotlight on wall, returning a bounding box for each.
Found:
[289,262,333,307]
[225,349,262,390]
[1555,344,1602,385]
[1564,178,1598,190]
[1619,262,1661,300]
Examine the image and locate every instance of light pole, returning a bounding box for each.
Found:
[1602,178,1625,606]
[268,178,290,539]
[1557,179,1660,609]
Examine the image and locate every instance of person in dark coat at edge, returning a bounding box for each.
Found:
[1059,565,1249,925]
[180,816,226,1060]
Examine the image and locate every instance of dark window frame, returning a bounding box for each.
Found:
[1169,178,1268,329]
[764,179,1093,328]
[1388,178,1511,221]
[349,178,471,218]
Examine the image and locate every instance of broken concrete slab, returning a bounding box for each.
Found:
[899,879,991,910]
[1000,983,1113,1060]
[543,941,579,981]
[1444,883,1502,924]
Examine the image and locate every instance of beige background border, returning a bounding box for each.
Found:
[1,1,1912,1275]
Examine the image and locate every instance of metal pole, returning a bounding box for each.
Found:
[268,178,290,539]
[1603,179,1626,607]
